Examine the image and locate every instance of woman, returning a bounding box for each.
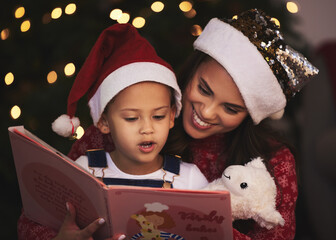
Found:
[18,9,318,240]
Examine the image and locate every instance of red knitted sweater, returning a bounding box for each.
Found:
[17,125,297,240]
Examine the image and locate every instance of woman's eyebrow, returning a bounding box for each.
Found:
[200,77,214,95]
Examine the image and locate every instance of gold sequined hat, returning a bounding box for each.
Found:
[193,9,319,124]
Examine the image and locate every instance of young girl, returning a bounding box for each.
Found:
[18,23,208,240]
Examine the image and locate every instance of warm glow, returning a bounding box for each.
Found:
[65,3,76,15]
[51,7,62,19]
[64,63,76,76]
[117,13,130,24]
[5,72,14,85]
[47,71,57,84]
[191,24,202,36]
[20,20,31,32]
[184,9,196,18]
[42,13,52,24]
[151,1,164,12]
[110,9,123,20]
[271,17,280,27]
[15,7,25,19]
[75,126,85,139]
[1,28,10,40]
[287,2,299,13]
[232,15,238,20]
[132,17,145,28]
[11,105,21,119]
[179,1,193,12]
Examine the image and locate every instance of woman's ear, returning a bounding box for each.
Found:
[97,114,110,134]
[169,105,177,129]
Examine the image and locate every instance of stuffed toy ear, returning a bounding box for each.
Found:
[253,207,285,230]
[246,157,266,169]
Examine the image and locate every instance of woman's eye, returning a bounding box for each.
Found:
[198,84,211,96]
[153,115,166,120]
[224,106,238,114]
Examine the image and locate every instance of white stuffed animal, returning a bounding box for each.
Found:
[204,157,285,230]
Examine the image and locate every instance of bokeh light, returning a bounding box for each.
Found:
[42,13,52,24]
[287,2,299,13]
[179,1,193,12]
[65,3,76,15]
[117,13,130,24]
[1,28,10,40]
[47,71,57,84]
[20,20,31,32]
[271,18,280,27]
[110,9,123,20]
[15,6,25,19]
[51,7,62,19]
[132,17,145,28]
[5,72,14,85]
[11,105,21,120]
[64,63,76,76]
[190,24,202,36]
[184,9,196,18]
[76,126,85,139]
[151,2,164,13]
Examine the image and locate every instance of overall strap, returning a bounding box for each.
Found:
[86,149,107,168]
[162,155,181,175]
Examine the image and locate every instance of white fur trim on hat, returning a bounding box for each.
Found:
[193,18,286,124]
[52,114,80,137]
[88,62,182,125]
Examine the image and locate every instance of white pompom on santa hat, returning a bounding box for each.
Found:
[52,23,182,138]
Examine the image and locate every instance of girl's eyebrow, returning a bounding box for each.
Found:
[121,106,170,112]
[200,77,214,95]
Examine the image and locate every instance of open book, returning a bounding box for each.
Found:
[9,126,233,240]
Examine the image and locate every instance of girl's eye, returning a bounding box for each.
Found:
[153,115,166,120]
[198,84,211,96]
[124,117,138,122]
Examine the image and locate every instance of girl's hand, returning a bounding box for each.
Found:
[53,202,106,240]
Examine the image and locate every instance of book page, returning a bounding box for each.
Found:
[9,126,112,238]
[104,186,233,240]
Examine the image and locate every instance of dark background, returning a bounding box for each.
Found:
[1,0,334,239]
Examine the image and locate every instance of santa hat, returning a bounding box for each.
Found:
[193,9,319,124]
[52,23,182,137]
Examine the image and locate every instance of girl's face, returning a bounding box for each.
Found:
[182,58,248,139]
[98,82,176,174]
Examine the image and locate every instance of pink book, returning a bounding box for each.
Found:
[9,126,233,240]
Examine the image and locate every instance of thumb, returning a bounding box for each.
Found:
[63,202,76,225]
[107,233,126,240]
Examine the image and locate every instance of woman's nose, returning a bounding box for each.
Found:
[200,102,217,121]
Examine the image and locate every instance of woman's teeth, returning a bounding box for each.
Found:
[193,109,211,127]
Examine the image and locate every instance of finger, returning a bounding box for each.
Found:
[80,218,105,238]
[61,202,76,227]
[110,233,126,240]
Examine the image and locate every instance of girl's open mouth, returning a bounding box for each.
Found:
[138,141,155,153]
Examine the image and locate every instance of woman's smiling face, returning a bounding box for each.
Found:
[182,58,248,139]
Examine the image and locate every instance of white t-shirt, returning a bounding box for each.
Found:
[75,152,209,190]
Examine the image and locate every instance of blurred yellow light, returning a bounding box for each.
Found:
[11,105,21,120]
[42,13,52,24]
[65,3,76,15]
[110,9,123,20]
[117,13,130,24]
[191,25,202,36]
[232,15,238,20]
[271,17,280,27]
[151,1,164,12]
[20,20,31,32]
[5,72,14,85]
[47,71,57,84]
[1,28,10,40]
[75,126,85,139]
[15,7,25,19]
[132,17,145,28]
[51,7,62,19]
[184,9,196,18]
[179,1,193,12]
[287,2,299,13]
[64,63,76,76]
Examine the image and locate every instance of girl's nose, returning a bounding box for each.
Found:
[139,119,154,134]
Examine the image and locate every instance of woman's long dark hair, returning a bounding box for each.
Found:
[164,50,296,170]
